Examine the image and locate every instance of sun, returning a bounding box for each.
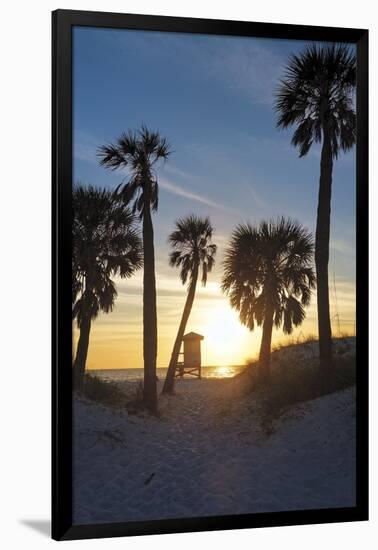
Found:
[198,303,254,366]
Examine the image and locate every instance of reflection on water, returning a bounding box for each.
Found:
[213,366,236,378]
[92,365,244,383]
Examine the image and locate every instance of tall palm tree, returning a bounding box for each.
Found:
[222,218,315,382]
[72,184,142,389]
[275,44,356,381]
[162,215,217,394]
[98,126,171,412]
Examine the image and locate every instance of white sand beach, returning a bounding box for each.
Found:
[73,375,356,524]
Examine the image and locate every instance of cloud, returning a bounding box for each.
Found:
[106,29,290,107]
[159,178,226,210]
[73,131,229,211]
[245,182,265,209]
[330,238,355,256]
[204,39,287,106]
[73,131,99,163]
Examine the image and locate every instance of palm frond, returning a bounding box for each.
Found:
[275,43,356,160]
[168,214,217,289]
[72,184,143,324]
[222,218,315,334]
[98,126,171,219]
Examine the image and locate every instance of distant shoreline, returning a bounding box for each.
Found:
[88,365,246,372]
[87,336,356,376]
[87,364,246,382]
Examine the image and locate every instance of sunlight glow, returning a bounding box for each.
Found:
[198,303,254,366]
[79,276,356,371]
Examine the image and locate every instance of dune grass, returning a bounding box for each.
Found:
[77,373,147,414]
[235,337,356,434]
[261,352,355,414]
[79,374,127,407]
[77,338,355,423]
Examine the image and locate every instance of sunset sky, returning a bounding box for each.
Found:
[73,27,356,370]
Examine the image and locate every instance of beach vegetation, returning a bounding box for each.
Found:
[222,218,315,383]
[163,215,217,394]
[80,374,127,406]
[98,126,171,413]
[275,44,356,384]
[72,184,142,389]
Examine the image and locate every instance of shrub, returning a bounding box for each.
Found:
[79,374,127,407]
[259,351,356,424]
[232,338,356,434]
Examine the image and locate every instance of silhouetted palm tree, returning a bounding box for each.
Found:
[72,184,142,389]
[222,218,315,382]
[98,126,171,412]
[162,215,217,394]
[275,44,356,381]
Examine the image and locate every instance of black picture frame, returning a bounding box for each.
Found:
[52,9,369,541]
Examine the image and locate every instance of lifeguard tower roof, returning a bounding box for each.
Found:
[182,332,204,341]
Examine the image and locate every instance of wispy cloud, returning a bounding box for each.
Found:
[73,132,228,211]
[331,238,355,256]
[205,39,287,106]
[159,178,226,210]
[74,131,99,163]
[108,30,290,107]
[245,182,265,209]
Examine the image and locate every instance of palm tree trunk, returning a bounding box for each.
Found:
[258,306,274,383]
[316,131,333,386]
[162,265,199,394]
[142,206,158,413]
[73,316,91,390]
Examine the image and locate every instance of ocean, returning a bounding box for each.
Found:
[91,365,245,383]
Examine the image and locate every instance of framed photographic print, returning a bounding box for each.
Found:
[52,9,368,541]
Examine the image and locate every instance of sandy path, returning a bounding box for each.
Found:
[73,381,356,525]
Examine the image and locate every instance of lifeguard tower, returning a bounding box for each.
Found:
[175,332,204,379]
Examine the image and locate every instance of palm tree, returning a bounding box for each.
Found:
[98,126,171,412]
[222,218,315,382]
[275,44,356,381]
[162,215,217,394]
[72,184,142,389]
